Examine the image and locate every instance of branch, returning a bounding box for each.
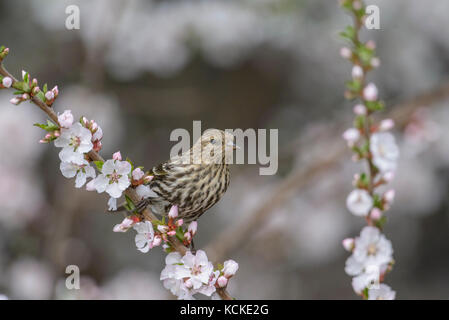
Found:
[206,80,449,263]
[0,61,232,300]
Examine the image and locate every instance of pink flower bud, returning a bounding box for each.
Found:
[371,57,381,68]
[370,208,383,220]
[32,78,38,86]
[352,0,362,10]
[342,238,355,251]
[92,126,103,141]
[93,141,102,152]
[45,90,54,101]
[132,168,145,181]
[58,110,74,128]
[3,48,9,54]
[176,219,184,227]
[353,104,367,115]
[168,205,178,219]
[217,276,228,288]
[363,83,378,101]
[22,93,29,100]
[384,189,395,204]
[112,151,122,161]
[188,221,197,235]
[113,217,134,232]
[2,77,12,88]
[54,130,60,137]
[379,119,395,131]
[167,230,176,236]
[343,128,360,145]
[52,86,59,97]
[340,47,352,59]
[157,225,168,233]
[352,173,361,186]
[32,86,40,95]
[144,175,154,184]
[366,40,376,50]
[352,65,363,79]
[9,97,20,105]
[223,260,239,278]
[383,171,395,183]
[184,232,192,241]
[39,139,46,144]
[152,235,162,247]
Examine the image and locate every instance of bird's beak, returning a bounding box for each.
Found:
[227,141,240,150]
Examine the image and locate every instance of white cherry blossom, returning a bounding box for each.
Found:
[133,221,155,253]
[370,132,399,173]
[57,110,74,128]
[60,160,96,188]
[54,123,93,164]
[346,189,373,216]
[368,284,396,300]
[93,159,131,198]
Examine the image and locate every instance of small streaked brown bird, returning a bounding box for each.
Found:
[136,129,237,222]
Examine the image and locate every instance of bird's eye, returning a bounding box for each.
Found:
[210,138,216,144]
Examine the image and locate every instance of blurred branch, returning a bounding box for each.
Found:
[0,62,233,300]
[206,81,449,263]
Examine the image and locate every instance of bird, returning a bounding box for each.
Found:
[135,129,237,223]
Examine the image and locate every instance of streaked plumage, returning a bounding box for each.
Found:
[138,129,236,222]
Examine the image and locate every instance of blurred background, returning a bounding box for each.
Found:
[0,0,449,299]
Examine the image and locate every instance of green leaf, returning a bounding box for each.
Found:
[357,45,375,66]
[175,227,185,242]
[373,193,382,209]
[339,25,356,42]
[362,287,369,299]
[33,119,59,132]
[125,195,136,212]
[365,100,385,112]
[36,91,45,101]
[375,215,387,229]
[345,79,362,92]
[340,0,353,11]
[94,160,104,171]
[354,115,366,130]
[12,82,24,91]
[43,83,48,93]
[126,157,134,172]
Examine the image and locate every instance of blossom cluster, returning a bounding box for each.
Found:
[7,70,59,106]
[160,250,238,300]
[113,211,239,300]
[113,205,197,253]
[339,0,398,300]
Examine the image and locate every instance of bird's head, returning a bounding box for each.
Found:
[193,129,237,164]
